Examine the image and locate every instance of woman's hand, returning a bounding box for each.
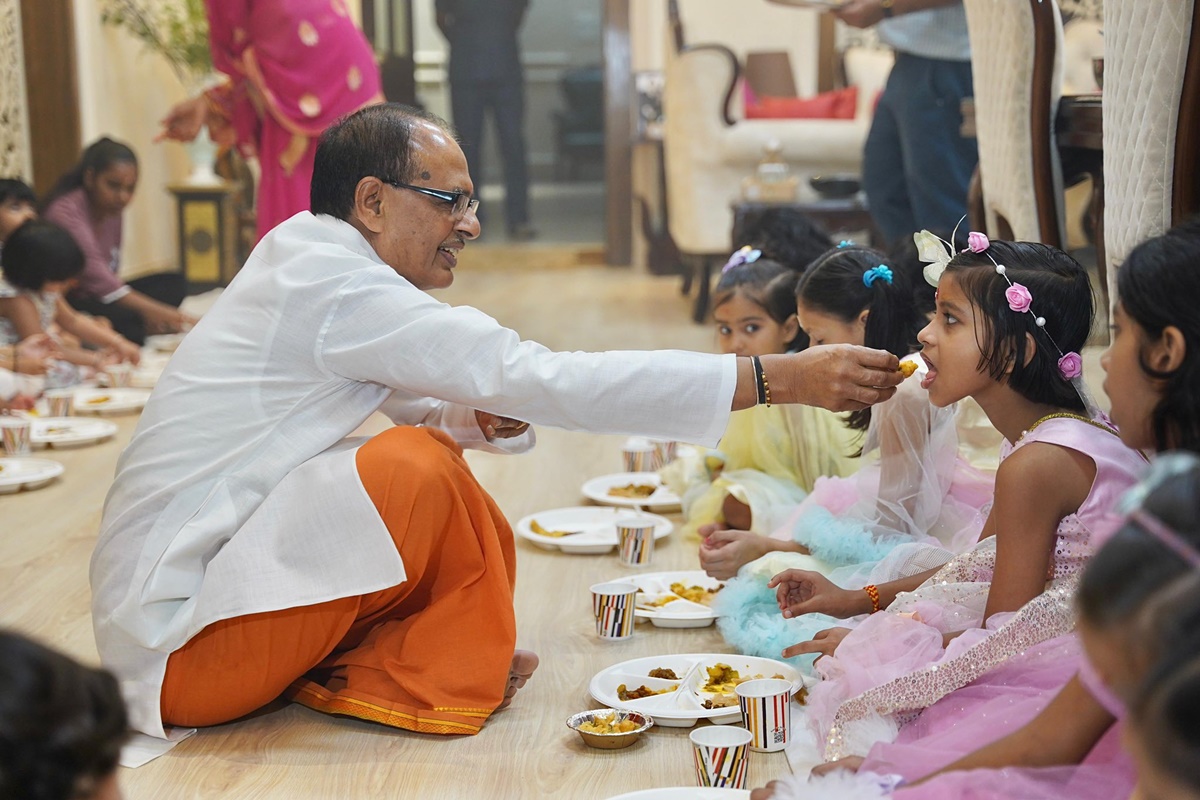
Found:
[475,411,530,441]
[156,96,208,143]
[700,529,771,580]
[782,626,852,660]
[768,569,867,619]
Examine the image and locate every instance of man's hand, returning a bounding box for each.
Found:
[768,568,867,619]
[768,345,901,412]
[700,528,770,580]
[833,0,887,28]
[781,625,852,660]
[156,95,208,143]
[475,410,530,441]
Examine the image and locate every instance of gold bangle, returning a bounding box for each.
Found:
[761,362,772,407]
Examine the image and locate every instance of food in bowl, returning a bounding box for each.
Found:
[567,709,654,750]
[579,712,642,734]
[607,483,657,499]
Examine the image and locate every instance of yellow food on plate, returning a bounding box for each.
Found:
[640,595,679,608]
[701,694,738,709]
[701,664,787,694]
[899,360,919,378]
[617,683,676,701]
[669,582,724,605]
[607,483,657,499]
[44,427,69,435]
[648,667,679,680]
[529,519,573,538]
[578,712,642,734]
[84,395,111,405]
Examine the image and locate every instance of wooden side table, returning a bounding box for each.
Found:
[168,182,241,290]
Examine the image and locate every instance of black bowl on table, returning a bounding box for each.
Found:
[809,174,862,199]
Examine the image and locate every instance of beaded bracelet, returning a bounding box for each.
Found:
[751,356,772,406]
[864,584,881,613]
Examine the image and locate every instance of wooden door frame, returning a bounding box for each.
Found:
[603,0,632,265]
[20,0,81,196]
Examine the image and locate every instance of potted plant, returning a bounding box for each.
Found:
[101,0,219,183]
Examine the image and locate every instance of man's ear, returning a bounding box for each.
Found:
[351,177,387,234]
[1149,325,1187,374]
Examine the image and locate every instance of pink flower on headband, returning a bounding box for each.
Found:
[1058,352,1083,380]
[967,231,990,253]
[1005,283,1033,313]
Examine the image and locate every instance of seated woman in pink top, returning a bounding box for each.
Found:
[43,138,196,345]
[156,0,384,240]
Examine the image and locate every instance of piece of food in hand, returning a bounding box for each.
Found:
[898,360,919,378]
[617,683,676,700]
[607,483,657,499]
[670,582,724,605]
[529,519,575,537]
[648,667,679,680]
[578,712,642,734]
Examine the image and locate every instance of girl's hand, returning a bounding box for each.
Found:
[781,626,852,660]
[699,529,770,580]
[475,411,530,440]
[768,569,865,619]
[2,393,36,412]
[93,349,122,370]
[144,305,197,335]
[13,334,60,375]
[156,96,208,143]
[749,783,781,800]
[812,756,865,777]
[113,338,141,366]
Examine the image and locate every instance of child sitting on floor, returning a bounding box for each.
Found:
[660,246,856,540]
[0,219,141,376]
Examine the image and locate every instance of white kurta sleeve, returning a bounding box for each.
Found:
[377,389,535,454]
[318,272,736,447]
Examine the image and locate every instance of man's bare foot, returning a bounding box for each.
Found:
[496,650,539,710]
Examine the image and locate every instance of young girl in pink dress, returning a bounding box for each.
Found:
[752,218,1200,800]
[768,235,1146,763]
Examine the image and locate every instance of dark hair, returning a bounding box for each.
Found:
[311,103,456,220]
[943,241,1092,413]
[731,207,834,273]
[43,137,137,209]
[0,178,36,208]
[1131,649,1200,793]
[1078,460,1200,632]
[0,630,128,800]
[712,257,800,349]
[1115,217,1200,452]
[887,232,938,320]
[797,244,922,433]
[1,220,85,292]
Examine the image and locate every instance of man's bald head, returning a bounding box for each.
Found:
[310,103,457,221]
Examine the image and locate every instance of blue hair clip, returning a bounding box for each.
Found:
[837,240,854,249]
[722,246,762,273]
[862,265,893,287]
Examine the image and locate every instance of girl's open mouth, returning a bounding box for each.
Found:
[920,353,937,390]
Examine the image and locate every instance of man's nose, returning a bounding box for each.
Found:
[457,208,481,240]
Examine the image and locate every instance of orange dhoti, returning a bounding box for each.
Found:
[160,426,518,735]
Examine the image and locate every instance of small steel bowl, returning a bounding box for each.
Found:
[566,709,654,750]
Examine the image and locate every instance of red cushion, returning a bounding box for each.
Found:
[744,85,859,120]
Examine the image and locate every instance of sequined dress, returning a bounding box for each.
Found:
[806,415,1145,761]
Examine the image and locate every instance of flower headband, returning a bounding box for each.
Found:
[914,227,1098,412]
[862,265,893,287]
[723,246,762,273]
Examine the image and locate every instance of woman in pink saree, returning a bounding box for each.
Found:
[158,0,384,240]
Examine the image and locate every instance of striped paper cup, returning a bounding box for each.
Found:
[0,416,31,457]
[690,725,752,788]
[621,438,656,472]
[616,517,657,567]
[650,438,677,469]
[736,678,793,752]
[590,581,639,640]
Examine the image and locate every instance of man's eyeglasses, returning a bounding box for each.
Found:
[382,179,480,219]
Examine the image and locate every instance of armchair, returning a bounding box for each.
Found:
[662,40,892,318]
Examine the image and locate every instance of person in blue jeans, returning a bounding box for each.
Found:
[834,0,977,247]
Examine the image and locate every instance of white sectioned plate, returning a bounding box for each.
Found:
[581,472,682,511]
[515,506,673,555]
[630,571,725,628]
[31,417,119,448]
[589,653,807,728]
[73,388,151,415]
[0,457,65,494]
[604,790,750,800]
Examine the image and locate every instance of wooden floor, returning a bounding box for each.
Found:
[1,260,796,798]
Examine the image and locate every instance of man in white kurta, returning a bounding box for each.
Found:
[91,104,901,743]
